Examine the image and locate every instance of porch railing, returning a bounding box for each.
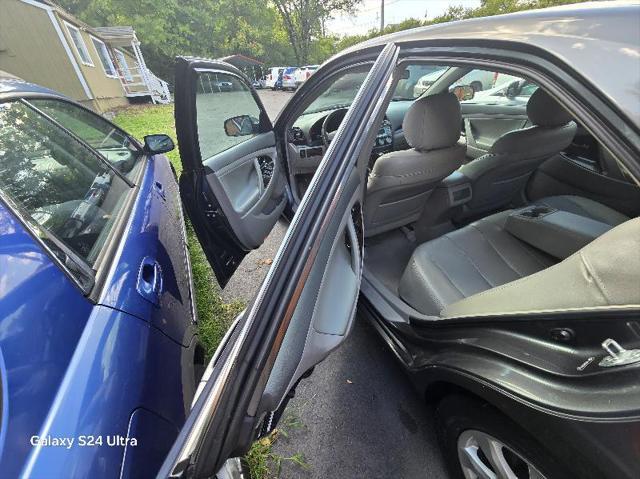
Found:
[119,65,171,104]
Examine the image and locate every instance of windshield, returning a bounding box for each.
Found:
[301,63,449,115]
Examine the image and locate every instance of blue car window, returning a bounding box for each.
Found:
[0,100,132,269]
[28,99,143,181]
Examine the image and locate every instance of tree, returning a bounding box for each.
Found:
[272,0,361,64]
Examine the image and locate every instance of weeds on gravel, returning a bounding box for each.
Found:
[246,413,310,478]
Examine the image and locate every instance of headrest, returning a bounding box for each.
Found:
[403,92,461,151]
[526,89,572,127]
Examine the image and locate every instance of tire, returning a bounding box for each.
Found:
[470,81,483,92]
[436,395,568,479]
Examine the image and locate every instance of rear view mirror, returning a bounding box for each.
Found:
[453,85,475,101]
[143,134,175,154]
[401,69,410,80]
[224,115,259,137]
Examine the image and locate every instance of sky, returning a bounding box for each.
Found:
[326,0,482,36]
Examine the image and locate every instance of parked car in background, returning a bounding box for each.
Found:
[471,74,539,104]
[295,65,319,87]
[265,66,284,89]
[414,67,500,96]
[281,67,298,90]
[0,74,201,477]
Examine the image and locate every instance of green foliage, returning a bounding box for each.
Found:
[272,0,361,64]
[56,0,585,82]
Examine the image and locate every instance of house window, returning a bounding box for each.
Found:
[114,50,133,82]
[91,37,117,78]
[64,22,94,66]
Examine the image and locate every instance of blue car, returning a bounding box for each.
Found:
[0,75,202,477]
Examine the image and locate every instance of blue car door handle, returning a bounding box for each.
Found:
[137,256,163,305]
[154,181,166,200]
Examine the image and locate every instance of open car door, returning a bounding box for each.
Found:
[174,57,288,286]
[160,44,399,478]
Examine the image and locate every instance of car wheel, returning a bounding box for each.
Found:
[470,81,483,92]
[436,395,566,479]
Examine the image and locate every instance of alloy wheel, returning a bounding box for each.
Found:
[457,429,546,479]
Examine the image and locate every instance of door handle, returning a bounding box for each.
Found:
[154,181,166,200]
[137,256,163,305]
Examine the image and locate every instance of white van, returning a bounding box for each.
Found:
[294,65,319,87]
[265,67,285,89]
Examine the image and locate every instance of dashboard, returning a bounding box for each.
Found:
[287,107,398,175]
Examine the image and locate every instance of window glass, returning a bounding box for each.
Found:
[461,71,539,104]
[196,72,261,160]
[66,23,93,66]
[0,101,131,267]
[397,64,448,99]
[114,50,133,82]
[28,99,143,180]
[91,37,117,77]
[301,64,372,115]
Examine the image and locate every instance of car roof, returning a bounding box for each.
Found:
[0,72,63,99]
[335,1,640,127]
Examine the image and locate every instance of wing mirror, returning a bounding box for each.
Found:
[505,81,521,99]
[452,85,475,101]
[143,134,175,154]
[224,115,259,137]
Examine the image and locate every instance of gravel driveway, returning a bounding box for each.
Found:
[223,89,448,478]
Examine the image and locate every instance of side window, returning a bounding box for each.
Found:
[65,22,94,66]
[28,99,143,180]
[0,101,132,268]
[91,37,118,78]
[457,70,539,102]
[195,72,261,161]
[398,64,448,99]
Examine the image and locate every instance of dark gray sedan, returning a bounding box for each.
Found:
[161,2,640,478]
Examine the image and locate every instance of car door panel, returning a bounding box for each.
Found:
[258,180,362,413]
[160,42,400,478]
[461,102,528,159]
[526,153,640,216]
[202,132,286,249]
[174,58,285,285]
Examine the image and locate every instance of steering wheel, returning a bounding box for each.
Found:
[321,108,349,147]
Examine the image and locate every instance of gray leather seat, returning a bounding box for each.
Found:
[399,196,634,316]
[458,89,577,218]
[364,92,465,237]
[442,216,640,318]
[398,210,554,316]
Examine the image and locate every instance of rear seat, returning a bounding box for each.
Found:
[399,195,632,316]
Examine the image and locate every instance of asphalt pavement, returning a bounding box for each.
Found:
[223,89,448,478]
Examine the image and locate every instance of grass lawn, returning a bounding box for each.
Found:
[113,104,301,478]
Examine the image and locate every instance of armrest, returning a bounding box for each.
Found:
[505,206,612,259]
[438,171,472,206]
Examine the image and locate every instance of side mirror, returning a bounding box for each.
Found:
[505,81,521,99]
[452,85,475,101]
[224,115,259,137]
[143,134,175,154]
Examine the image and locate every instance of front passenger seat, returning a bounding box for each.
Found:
[458,89,577,218]
[364,92,465,237]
